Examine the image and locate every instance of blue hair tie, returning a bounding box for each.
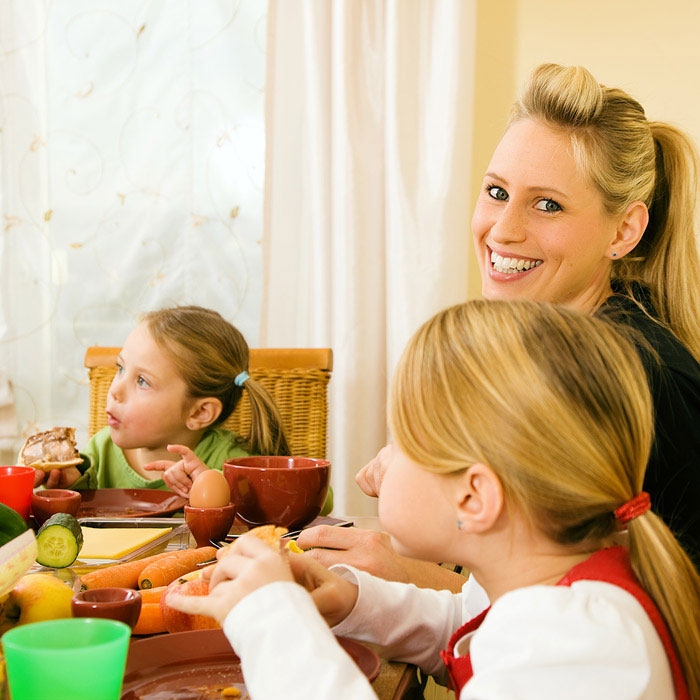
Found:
[234,370,250,387]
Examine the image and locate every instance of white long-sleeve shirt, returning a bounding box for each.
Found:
[223,565,675,700]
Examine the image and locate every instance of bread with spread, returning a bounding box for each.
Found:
[18,427,82,471]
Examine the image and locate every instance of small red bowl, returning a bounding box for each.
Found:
[184,504,237,548]
[71,588,142,630]
[223,456,331,530]
[31,488,82,526]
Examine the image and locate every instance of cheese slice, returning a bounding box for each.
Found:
[79,527,172,560]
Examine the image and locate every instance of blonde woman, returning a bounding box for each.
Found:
[298,62,700,583]
[171,300,700,699]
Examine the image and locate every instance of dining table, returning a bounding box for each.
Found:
[36,499,422,700]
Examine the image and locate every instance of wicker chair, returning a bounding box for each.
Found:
[84,347,333,458]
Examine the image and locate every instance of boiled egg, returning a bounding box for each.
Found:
[189,469,231,508]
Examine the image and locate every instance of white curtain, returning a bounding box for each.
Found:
[0,1,267,451]
[262,0,476,516]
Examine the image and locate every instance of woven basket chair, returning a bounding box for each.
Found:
[84,347,333,459]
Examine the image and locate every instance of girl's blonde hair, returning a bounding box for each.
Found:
[511,63,700,363]
[142,305,290,456]
[389,300,700,696]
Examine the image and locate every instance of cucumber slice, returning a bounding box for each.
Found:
[36,512,84,568]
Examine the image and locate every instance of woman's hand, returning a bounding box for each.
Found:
[143,444,208,497]
[297,525,413,581]
[355,444,391,497]
[296,524,467,592]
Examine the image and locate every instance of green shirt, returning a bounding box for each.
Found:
[72,426,250,490]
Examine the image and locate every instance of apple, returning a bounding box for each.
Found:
[160,575,220,633]
[2,572,74,629]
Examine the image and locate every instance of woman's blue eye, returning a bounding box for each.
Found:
[115,363,124,375]
[535,198,562,213]
[137,376,149,388]
[487,185,508,201]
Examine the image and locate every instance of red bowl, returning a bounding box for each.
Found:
[31,488,82,526]
[223,456,331,530]
[71,588,142,630]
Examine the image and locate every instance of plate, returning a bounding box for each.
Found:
[77,489,187,518]
[121,628,381,698]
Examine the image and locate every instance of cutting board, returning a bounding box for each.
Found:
[79,526,172,559]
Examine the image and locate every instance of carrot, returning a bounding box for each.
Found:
[80,550,176,590]
[138,546,218,589]
[132,602,167,635]
[138,585,167,604]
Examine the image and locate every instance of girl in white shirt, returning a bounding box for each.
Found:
[170,300,700,700]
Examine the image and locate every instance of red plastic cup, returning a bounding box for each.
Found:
[0,466,36,523]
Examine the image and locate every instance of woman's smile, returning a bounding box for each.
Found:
[488,248,543,276]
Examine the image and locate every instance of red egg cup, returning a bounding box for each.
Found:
[31,488,82,527]
[71,587,142,630]
[184,504,237,548]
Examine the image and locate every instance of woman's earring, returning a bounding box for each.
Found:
[612,252,617,257]
[456,519,463,530]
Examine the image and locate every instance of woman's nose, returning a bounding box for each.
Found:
[489,204,527,244]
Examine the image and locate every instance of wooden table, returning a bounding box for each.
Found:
[374,659,421,699]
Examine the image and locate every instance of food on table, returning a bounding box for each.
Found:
[189,470,231,508]
[35,512,83,568]
[79,550,176,590]
[138,547,218,589]
[160,575,220,633]
[126,686,247,699]
[247,524,288,550]
[18,426,82,471]
[79,526,173,559]
[286,539,305,554]
[132,601,167,636]
[1,572,74,630]
[0,502,30,548]
[0,531,37,607]
[0,529,38,634]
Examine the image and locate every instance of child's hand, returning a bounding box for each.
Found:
[167,533,295,625]
[143,444,208,498]
[288,546,359,627]
[33,466,81,490]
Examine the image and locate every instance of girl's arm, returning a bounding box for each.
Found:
[331,566,463,678]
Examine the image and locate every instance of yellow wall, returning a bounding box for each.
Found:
[469,0,700,298]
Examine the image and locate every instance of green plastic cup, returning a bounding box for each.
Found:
[3,617,131,700]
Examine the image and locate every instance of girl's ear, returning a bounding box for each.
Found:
[186,397,223,430]
[455,462,504,533]
[609,200,648,259]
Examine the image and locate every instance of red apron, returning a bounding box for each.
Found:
[440,546,689,699]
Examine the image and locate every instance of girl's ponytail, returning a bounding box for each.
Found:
[237,376,291,456]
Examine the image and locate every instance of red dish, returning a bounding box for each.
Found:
[121,628,381,698]
[77,489,187,519]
